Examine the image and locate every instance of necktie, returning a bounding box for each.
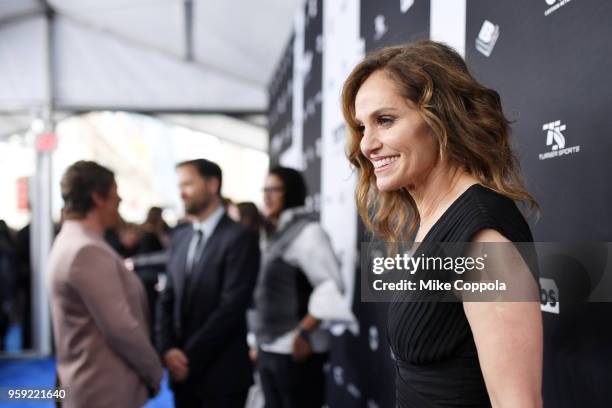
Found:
[186,229,204,275]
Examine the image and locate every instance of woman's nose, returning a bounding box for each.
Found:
[360,129,382,157]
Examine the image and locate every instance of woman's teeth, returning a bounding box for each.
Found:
[373,156,399,169]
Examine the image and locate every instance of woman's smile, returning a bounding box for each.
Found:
[372,155,400,172]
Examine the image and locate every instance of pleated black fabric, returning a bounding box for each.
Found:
[387,184,534,408]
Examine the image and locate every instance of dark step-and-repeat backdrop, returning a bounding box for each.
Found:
[267,1,612,407]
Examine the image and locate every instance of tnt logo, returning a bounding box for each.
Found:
[543,120,566,150]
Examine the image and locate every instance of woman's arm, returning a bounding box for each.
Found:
[464,229,543,408]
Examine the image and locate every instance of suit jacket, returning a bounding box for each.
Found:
[48,221,163,408]
[158,214,260,396]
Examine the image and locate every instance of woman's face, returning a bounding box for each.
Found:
[263,174,285,218]
[355,70,439,192]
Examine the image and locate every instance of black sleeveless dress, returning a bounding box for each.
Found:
[387,184,534,408]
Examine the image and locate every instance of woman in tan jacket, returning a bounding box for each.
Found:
[48,161,163,407]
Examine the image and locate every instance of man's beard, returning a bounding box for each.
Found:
[185,194,211,215]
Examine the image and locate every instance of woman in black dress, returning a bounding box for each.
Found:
[342,41,543,407]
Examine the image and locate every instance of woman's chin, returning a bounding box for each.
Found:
[376,177,402,193]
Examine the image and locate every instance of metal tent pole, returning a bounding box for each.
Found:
[30,2,55,355]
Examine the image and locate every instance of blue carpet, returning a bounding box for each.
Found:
[0,358,174,407]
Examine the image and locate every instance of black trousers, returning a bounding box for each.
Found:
[173,385,247,408]
[257,350,328,408]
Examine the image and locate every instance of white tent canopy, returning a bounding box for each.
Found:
[0,0,299,113]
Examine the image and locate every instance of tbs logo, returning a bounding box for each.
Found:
[539,278,559,314]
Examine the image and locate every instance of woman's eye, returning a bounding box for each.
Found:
[357,124,365,134]
[377,116,394,126]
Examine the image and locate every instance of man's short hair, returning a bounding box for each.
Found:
[176,159,223,194]
[60,161,115,218]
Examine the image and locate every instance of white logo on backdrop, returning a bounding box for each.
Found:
[544,0,573,16]
[303,51,313,77]
[369,325,379,351]
[347,383,362,399]
[540,278,560,314]
[544,120,566,150]
[321,0,360,338]
[475,20,499,57]
[374,15,388,41]
[316,34,323,53]
[538,120,580,160]
[307,0,318,18]
[400,0,415,13]
[333,366,345,386]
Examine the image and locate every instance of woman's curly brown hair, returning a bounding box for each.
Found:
[341,40,538,243]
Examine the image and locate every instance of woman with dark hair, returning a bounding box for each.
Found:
[132,207,170,337]
[342,41,542,407]
[236,202,264,236]
[251,166,354,408]
[138,206,170,253]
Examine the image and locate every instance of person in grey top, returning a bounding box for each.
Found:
[252,166,355,408]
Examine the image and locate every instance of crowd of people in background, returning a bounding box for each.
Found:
[0,219,37,352]
[0,172,288,357]
[41,157,352,408]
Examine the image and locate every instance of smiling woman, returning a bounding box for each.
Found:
[354,70,438,195]
[342,41,538,244]
[341,41,543,408]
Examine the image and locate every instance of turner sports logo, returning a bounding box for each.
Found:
[538,120,580,161]
[544,0,573,16]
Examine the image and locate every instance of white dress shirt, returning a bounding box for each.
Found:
[186,205,225,271]
[259,207,356,354]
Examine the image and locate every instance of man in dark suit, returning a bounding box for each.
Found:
[158,158,260,408]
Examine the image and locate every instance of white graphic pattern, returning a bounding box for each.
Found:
[543,120,566,150]
[475,20,499,57]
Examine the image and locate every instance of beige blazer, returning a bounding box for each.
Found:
[48,221,163,408]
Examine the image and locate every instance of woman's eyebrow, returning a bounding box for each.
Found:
[356,107,399,122]
[371,107,398,115]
